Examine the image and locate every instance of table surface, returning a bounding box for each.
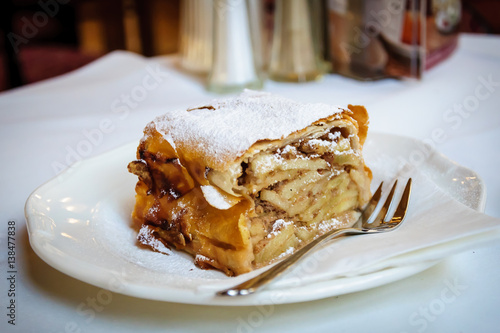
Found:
[1,34,499,333]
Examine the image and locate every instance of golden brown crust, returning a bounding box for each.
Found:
[347,105,369,146]
[129,92,372,276]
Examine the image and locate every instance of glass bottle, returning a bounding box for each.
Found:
[268,0,325,82]
[207,0,264,93]
[179,0,214,73]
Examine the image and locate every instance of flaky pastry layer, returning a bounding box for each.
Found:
[128,92,371,276]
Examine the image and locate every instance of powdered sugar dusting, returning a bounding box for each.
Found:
[195,254,211,262]
[137,225,172,255]
[152,90,345,168]
[276,246,296,260]
[268,219,294,238]
[171,201,186,220]
[317,218,344,233]
[279,145,297,155]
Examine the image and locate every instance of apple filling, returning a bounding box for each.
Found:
[206,127,370,267]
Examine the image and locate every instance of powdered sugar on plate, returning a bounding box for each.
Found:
[151,90,345,168]
[137,225,172,255]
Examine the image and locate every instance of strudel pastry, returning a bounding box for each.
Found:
[128,90,372,276]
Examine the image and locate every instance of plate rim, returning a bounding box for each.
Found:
[24,132,487,305]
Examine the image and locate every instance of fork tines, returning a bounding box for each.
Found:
[365,178,412,227]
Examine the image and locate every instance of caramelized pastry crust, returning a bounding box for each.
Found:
[128,91,371,276]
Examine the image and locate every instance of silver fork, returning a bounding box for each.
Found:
[217,178,412,296]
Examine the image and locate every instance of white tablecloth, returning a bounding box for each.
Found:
[1,34,499,332]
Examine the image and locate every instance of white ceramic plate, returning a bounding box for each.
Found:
[25,133,486,306]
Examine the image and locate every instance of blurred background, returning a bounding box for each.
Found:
[1,0,499,92]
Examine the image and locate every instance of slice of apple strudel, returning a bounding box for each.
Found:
[128,90,372,276]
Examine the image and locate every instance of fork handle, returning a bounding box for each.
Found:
[217,227,369,296]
